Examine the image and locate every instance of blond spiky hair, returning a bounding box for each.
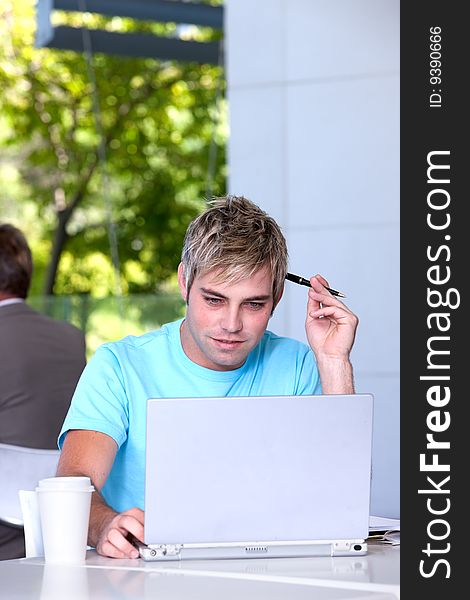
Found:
[181,195,288,307]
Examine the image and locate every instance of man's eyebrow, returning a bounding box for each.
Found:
[243,295,272,302]
[200,287,227,299]
[200,287,272,302]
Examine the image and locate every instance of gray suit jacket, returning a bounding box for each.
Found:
[0,302,86,449]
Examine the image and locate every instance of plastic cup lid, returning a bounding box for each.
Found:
[36,476,94,492]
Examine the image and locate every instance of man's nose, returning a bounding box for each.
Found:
[220,307,242,332]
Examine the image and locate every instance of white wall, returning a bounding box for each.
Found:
[226,0,399,517]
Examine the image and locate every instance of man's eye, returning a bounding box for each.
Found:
[247,302,264,310]
[205,297,222,305]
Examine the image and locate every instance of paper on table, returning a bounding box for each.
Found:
[382,530,400,545]
[369,515,400,546]
[369,515,400,532]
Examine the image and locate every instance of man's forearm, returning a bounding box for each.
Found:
[87,490,118,548]
[316,355,355,394]
[55,431,122,553]
[55,461,116,548]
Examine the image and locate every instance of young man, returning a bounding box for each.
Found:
[57,195,358,559]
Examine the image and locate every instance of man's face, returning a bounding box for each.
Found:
[177,264,275,371]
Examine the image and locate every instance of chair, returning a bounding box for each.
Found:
[0,442,60,527]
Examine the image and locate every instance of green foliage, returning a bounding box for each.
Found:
[0,0,227,296]
[27,292,186,358]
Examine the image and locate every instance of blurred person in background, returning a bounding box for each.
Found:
[0,223,87,560]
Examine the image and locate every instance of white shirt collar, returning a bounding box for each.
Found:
[0,298,25,307]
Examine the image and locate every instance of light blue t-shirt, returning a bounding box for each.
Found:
[59,318,321,512]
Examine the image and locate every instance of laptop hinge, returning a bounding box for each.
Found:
[147,544,183,558]
[333,541,353,553]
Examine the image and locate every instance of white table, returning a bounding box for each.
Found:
[0,541,399,599]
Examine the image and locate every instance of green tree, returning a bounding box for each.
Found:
[0,0,226,296]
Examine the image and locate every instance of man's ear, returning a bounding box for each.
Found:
[177,263,188,302]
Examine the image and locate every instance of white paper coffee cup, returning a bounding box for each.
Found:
[36,476,94,564]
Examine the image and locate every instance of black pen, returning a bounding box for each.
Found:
[285,272,346,298]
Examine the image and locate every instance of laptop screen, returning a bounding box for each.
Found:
[144,394,373,546]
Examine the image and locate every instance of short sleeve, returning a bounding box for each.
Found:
[58,345,129,449]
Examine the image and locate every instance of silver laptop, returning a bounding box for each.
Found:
[138,393,373,561]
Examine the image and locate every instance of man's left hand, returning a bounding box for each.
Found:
[305,274,358,361]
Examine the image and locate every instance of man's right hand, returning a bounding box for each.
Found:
[95,507,145,559]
